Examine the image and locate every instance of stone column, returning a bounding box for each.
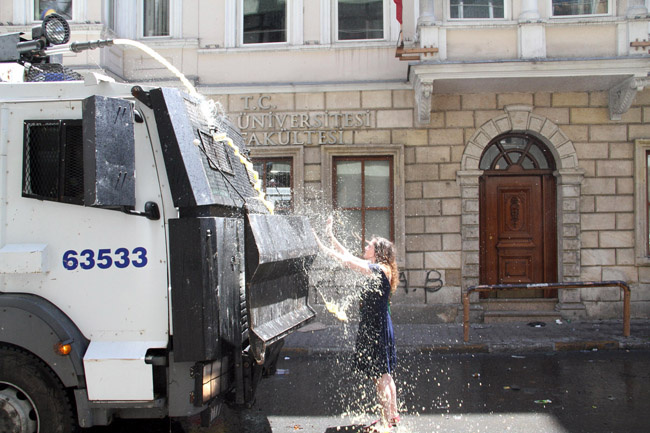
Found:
[457,170,481,294]
[518,0,545,58]
[457,170,483,322]
[519,0,540,22]
[418,0,436,26]
[556,169,587,320]
[624,0,649,56]
[627,0,648,17]
[416,0,443,60]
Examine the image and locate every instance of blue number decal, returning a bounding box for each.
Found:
[62,250,78,270]
[79,249,95,270]
[96,248,113,269]
[114,248,130,269]
[132,247,148,268]
[62,247,148,270]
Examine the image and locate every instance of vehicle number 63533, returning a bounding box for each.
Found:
[62,247,148,270]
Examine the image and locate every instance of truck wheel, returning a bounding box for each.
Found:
[0,346,76,433]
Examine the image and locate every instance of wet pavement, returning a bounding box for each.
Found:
[255,349,650,433]
[87,349,650,433]
[84,319,650,432]
[282,319,650,355]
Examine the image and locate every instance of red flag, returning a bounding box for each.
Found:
[394,0,402,25]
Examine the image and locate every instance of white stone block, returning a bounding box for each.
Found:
[424,251,461,269]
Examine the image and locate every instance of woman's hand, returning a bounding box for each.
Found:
[312,226,372,275]
[325,215,334,238]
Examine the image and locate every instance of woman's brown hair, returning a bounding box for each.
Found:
[372,237,398,294]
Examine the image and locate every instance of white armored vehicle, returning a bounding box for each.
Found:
[0,14,316,432]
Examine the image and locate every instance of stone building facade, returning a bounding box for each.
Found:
[215,87,650,323]
[2,0,649,323]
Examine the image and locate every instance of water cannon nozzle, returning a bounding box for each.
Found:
[70,39,114,53]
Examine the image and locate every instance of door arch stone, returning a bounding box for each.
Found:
[457,105,586,317]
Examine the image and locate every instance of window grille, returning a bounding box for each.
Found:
[22,120,84,204]
[198,130,235,176]
[25,64,83,82]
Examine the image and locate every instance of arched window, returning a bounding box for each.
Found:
[479,134,555,172]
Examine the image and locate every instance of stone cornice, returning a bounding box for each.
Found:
[409,57,650,80]
[409,57,650,126]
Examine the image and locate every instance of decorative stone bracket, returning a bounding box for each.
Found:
[414,77,433,124]
[609,76,650,120]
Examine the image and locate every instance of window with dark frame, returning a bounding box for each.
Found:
[551,0,608,16]
[23,120,84,205]
[333,156,394,254]
[252,157,293,214]
[338,0,384,41]
[106,0,117,31]
[35,0,72,20]
[450,0,505,19]
[243,0,287,44]
[143,0,170,37]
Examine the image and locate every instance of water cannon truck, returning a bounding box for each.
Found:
[0,14,317,432]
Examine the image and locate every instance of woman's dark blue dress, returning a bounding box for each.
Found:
[354,263,397,379]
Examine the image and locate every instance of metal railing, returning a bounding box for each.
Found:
[462,281,631,342]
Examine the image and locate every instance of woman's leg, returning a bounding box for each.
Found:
[376,373,397,424]
[387,374,398,421]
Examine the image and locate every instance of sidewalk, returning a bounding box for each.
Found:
[282,319,650,355]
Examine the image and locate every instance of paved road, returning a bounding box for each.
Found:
[255,349,650,433]
[86,349,650,433]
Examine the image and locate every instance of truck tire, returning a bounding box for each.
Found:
[0,346,76,433]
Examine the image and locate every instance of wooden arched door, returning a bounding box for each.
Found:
[479,134,558,298]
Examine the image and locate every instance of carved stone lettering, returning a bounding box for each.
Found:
[237,94,372,146]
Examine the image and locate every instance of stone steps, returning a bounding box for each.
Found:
[480,298,558,311]
[484,310,562,323]
[480,298,561,323]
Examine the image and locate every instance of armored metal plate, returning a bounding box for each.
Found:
[149,87,261,212]
[82,95,135,208]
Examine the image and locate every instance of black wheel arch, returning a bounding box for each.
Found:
[0,293,89,388]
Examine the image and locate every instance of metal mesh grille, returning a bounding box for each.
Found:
[25,63,83,82]
[24,122,59,199]
[23,120,84,204]
[246,160,258,186]
[61,121,84,200]
[175,92,261,207]
[183,96,204,133]
[198,130,234,175]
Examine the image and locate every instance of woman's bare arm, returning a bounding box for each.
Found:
[326,216,352,256]
[314,229,372,275]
